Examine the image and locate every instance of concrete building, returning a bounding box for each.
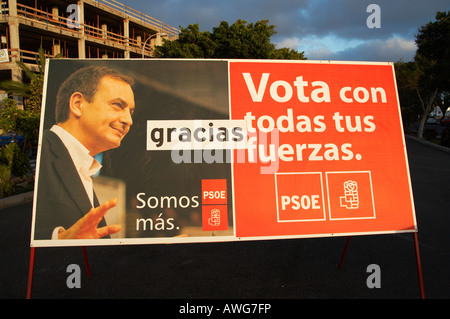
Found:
[0,0,179,84]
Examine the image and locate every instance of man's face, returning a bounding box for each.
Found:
[78,76,135,155]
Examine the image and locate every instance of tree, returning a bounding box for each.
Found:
[0,139,31,197]
[0,98,40,150]
[154,19,306,60]
[395,61,423,133]
[155,23,217,58]
[403,11,450,139]
[211,20,276,59]
[0,48,55,150]
[0,48,53,197]
[415,11,450,89]
[0,47,49,113]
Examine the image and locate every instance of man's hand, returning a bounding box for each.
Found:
[58,198,122,239]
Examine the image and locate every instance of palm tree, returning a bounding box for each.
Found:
[0,47,59,113]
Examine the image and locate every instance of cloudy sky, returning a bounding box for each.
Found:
[118,0,446,62]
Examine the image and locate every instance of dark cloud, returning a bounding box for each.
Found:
[121,0,447,61]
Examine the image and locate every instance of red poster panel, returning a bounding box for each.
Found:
[229,61,417,239]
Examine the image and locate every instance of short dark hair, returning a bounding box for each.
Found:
[55,66,134,123]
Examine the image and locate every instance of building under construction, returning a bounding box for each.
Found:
[0,0,179,85]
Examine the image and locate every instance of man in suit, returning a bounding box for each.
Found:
[33,66,135,240]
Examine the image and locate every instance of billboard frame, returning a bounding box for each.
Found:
[26,58,424,298]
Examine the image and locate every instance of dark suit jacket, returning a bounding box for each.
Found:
[34,130,108,240]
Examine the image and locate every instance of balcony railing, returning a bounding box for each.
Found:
[95,0,180,37]
[7,48,56,65]
[3,3,174,55]
[16,3,78,33]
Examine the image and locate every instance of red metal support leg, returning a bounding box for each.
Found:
[413,232,425,299]
[337,237,351,269]
[26,247,36,299]
[82,247,91,278]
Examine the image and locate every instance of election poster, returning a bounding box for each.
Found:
[30,59,417,247]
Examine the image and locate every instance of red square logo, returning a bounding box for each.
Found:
[202,205,228,231]
[275,172,326,222]
[326,171,376,220]
[202,179,227,205]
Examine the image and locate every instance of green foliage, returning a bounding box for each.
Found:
[0,143,14,197]
[211,20,277,59]
[0,99,36,197]
[156,24,217,58]
[26,72,44,114]
[0,98,20,132]
[155,19,306,60]
[0,98,40,143]
[270,47,307,60]
[0,142,31,197]
[396,11,450,138]
[415,11,450,90]
[0,48,61,197]
[0,47,48,113]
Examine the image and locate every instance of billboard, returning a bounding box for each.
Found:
[30,59,417,247]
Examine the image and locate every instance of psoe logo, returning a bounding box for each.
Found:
[340,180,359,209]
[208,208,221,227]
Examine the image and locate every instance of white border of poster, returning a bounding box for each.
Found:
[30,59,417,247]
